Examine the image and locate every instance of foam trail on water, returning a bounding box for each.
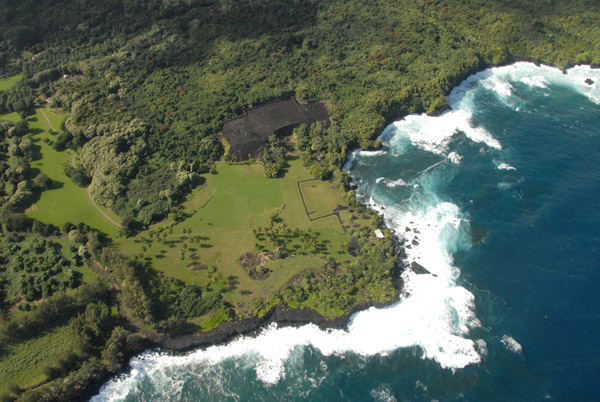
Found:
[521,75,550,89]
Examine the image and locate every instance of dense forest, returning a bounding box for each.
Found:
[1,0,600,400]
[1,0,599,224]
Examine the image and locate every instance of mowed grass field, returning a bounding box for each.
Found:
[0,75,22,91]
[116,158,368,311]
[0,325,73,393]
[23,108,120,235]
[299,179,342,219]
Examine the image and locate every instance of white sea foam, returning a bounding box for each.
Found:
[497,163,517,171]
[358,149,387,157]
[501,335,523,354]
[371,384,398,402]
[497,182,514,191]
[389,110,501,155]
[476,339,489,357]
[376,177,408,187]
[521,75,550,89]
[448,152,462,164]
[488,62,600,105]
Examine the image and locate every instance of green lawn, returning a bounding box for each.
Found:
[299,179,342,219]
[0,325,73,393]
[115,158,367,312]
[0,112,21,122]
[0,75,22,91]
[25,108,120,235]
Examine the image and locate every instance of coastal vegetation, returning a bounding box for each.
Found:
[1,0,600,400]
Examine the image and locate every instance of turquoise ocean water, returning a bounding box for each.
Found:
[92,63,600,402]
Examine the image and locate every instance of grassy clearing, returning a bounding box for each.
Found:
[25,109,119,235]
[299,179,342,219]
[39,107,66,131]
[0,112,21,122]
[0,325,72,393]
[0,75,22,91]
[115,157,371,314]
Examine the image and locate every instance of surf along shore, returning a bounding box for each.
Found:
[86,57,599,400]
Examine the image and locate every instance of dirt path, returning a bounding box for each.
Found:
[39,108,56,132]
[85,188,122,228]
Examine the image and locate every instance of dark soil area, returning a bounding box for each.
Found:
[222,97,329,161]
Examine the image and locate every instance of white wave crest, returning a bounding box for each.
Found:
[376,177,408,187]
[448,152,463,164]
[521,75,550,89]
[389,110,501,156]
[497,163,516,171]
[359,149,387,157]
[489,62,600,105]
[501,335,523,354]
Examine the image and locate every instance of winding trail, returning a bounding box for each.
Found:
[85,189,122,228]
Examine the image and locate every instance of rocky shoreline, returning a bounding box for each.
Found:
[77,291,403,401]
[154,294,402,353]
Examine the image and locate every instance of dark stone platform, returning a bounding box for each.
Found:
[222,97,329,161]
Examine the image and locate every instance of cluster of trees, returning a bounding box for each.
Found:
[0,222,221,399]
[279,225,398,317]
[262,135,288,178]
[0,277,113,350]
[0,82,35,117]
[98,248,223,333]
[253,216,327,259]
[0,238,82,308]
[249,210,398,317]
[0,119,46,215]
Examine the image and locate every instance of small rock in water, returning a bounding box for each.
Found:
[410,261,431,275]
[584,78,594,85]
[405,227,411,232]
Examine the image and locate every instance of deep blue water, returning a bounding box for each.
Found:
[453,77,600,401]
[93,63,600,402]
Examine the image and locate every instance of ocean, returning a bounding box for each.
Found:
[91,62,600,402]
